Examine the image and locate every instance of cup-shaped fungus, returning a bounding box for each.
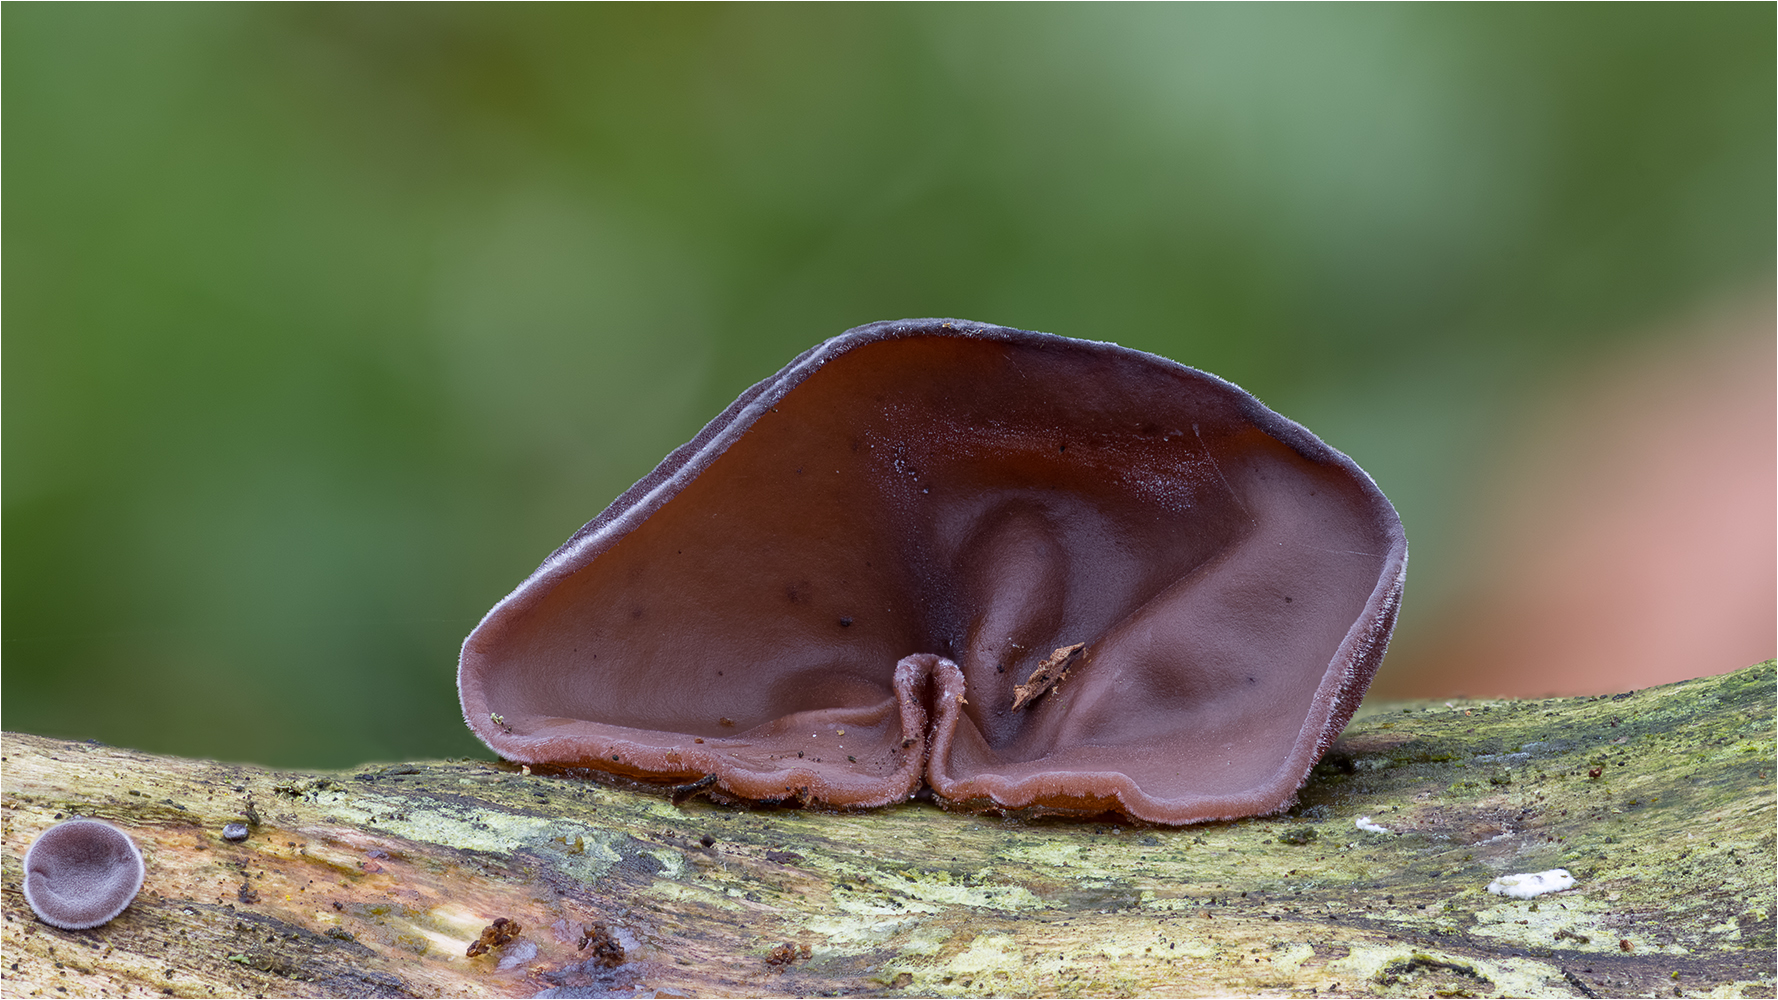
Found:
[460,319,1407,824]
[24,819,146,929]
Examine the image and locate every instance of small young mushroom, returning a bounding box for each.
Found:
[459,319,1407,824]
[23,819,146,929]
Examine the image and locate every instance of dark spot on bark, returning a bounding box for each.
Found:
[668,774,718,805]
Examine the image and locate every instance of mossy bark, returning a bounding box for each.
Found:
[3,661,1773,999]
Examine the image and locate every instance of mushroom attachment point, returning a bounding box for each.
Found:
[459,319,1407,824]
[23,819,146,929]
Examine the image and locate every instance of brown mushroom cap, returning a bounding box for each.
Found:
[458,319,1406,823]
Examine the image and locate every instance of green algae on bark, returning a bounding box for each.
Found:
[3,660,1772,998]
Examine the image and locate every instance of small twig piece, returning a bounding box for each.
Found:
[1011,643,1086,711]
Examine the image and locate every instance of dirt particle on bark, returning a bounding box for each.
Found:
[766,941,811,969]
[578,923,625,968]
[467,917,522,958]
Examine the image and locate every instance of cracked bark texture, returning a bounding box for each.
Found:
[2,660,1772,999]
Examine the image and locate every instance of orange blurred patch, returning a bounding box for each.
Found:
[1375,294,1776,698]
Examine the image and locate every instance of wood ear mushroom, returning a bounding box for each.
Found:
[24,819,145,930]
[458,319,1407,824]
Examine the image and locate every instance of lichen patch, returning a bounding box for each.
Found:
[1486,868,1576,899]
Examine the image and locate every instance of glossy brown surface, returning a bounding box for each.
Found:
[459,320,1406,823]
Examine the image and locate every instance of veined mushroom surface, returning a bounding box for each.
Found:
[459,319,1406,824]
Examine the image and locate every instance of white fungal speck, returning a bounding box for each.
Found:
[1355,816,1395,834]
[495,938,538,971]
[1486,869,1575,899]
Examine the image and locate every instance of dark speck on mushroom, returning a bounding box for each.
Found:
[24,819,146,930]
[458,319,1406,824]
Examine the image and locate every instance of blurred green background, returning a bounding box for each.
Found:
[5,5,1771,767]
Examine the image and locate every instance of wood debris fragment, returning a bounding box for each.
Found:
[1011,643,1085,710]
[467,916,522,957]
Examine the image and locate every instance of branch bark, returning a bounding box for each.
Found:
[4,661,1773,998]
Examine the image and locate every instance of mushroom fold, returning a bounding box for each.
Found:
[459,319,1407,824]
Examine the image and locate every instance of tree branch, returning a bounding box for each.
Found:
[4,661,1773,998]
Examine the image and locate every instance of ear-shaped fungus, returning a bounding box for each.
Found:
[459,319,1406,824]
[24,819,145,930]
